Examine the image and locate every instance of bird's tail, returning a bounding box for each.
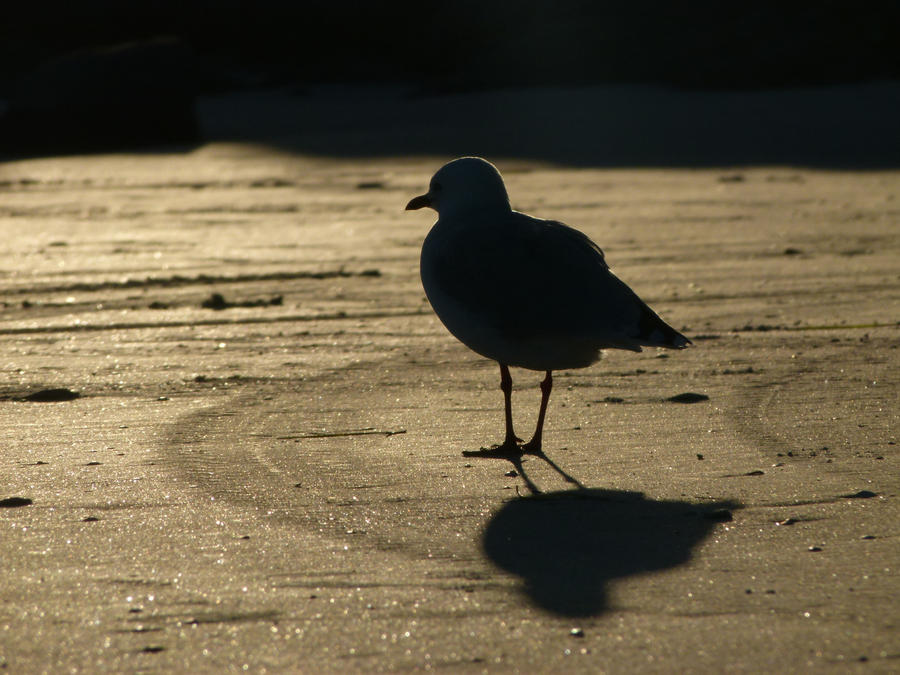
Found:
[636,302,691,349]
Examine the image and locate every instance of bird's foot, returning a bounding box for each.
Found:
[521,438,543,455]
[497,439,525,454]
[463,439,524,458]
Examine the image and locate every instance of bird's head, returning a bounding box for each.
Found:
[406,157,510,217]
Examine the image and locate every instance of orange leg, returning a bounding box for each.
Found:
[498,364,522,451]
[523,370,552,453]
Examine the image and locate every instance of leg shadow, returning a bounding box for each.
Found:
[466,448,738,617]
[462,446,584,493]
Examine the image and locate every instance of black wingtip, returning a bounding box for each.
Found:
[637,303,691,349]
[674,333,693,349]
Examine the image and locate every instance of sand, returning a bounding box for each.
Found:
[1,86,898,673]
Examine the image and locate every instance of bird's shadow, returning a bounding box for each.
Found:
[464,446,738,617]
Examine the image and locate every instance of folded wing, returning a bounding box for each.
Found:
[428,211,689,352]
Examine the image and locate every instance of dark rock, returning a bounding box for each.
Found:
[23,388,80,402]
[140,645,165,653]
[667,392,709,403]
[201,293,228,310]
[0,497,33,508]
[842,490,878,499]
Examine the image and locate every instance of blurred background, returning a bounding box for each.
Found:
[1,1,899,164]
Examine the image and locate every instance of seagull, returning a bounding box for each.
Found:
[407,157,691,454]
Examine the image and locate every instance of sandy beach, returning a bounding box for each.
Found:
[1,86,898,672]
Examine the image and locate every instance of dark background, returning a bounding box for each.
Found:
[3,1,899,91]
[1,1,899,162]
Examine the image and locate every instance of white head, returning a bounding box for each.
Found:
[406,157,511,218]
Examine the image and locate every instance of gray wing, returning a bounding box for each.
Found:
[430,211,687,349]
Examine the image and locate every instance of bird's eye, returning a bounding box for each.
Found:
[431,181,442,193]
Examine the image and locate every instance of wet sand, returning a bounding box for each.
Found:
[1,87,898,672]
